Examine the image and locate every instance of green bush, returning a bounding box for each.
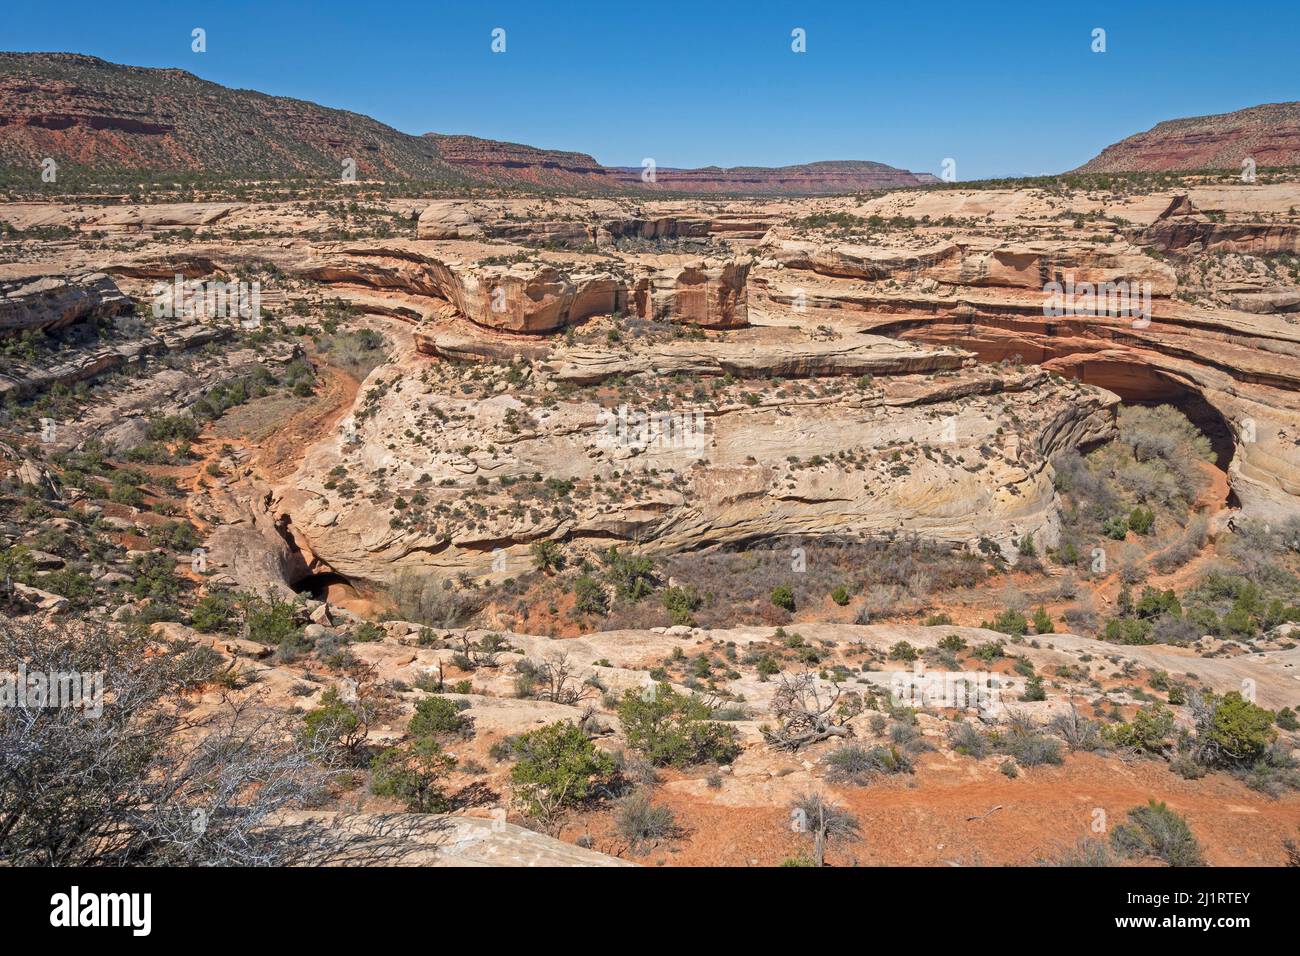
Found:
[770,584,795,612]
[1021,675,1047,702]
[1128,506,1156,535]
[510,721,616,822]
[241,593,302,646]
[301,688,366,760]
[1102,515,1130,540]
[1106,704,1174,755]
[409,695,471,739]
[1102,616,1154,644]
[572,574,608,616]
[1031,606,1054,634]
[983,608,1028,637]
[831,586,851,607]
[601,547,656,601]
[190,591,237,633]
[888,640,918,662]
[530,539,564,572]
[125,551,184,602]
[616,684,741,767]
[1195,691,1276,766]
[661,585,702,625]
[370,737,454,812]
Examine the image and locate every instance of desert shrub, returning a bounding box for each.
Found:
[1106,704,1174,755]
[1021,675,1047,702]
[831,586,851,606]
[1128,506,1156,535]
[530,539,564,572]
[370,737,454,812]
[1048,705,1106,752]
[1150,517,1208,573]
[1192,691,1276,767]
[1277,707,1299,732]
[1102,616,1154,644]
[0,616,347,866]
[572,574,608,616]
[301,688,369,764]
[661,585,702,625]
[127,551,184,602]
[241,593,303,646]
[615,790,676,852]
[601,547,657,601]
[888,640,918,662]
[1238,743,1300,797]
[408,695,472,739]
[1170,753,1207,779]
[1031,606,1054,634]
[770,584,796,611]
[790,792,860,867]
[825,743,914,785]
[1110,800,1205,866]
[616,684,740,767]
[992,714,1063,766]
[946,721,990,758]
[1038,837,1116,867]
[317,326,389,378]
[510,721,616,823]
[983,609,1028,637]
[190,590,238,633]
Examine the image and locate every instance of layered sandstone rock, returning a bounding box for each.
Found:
[541,333,969,384]
[630,255,750,328]
[271,318,1116,587]
[759,233,1177,294]
[0,272,130,335]
[1078,102,1300,173]
[1139,195,1300,256]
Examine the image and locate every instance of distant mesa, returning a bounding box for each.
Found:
[0,52,936,194]
[425,134,939,193]
[1077,101,1300,173]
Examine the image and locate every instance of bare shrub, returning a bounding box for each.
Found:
[0,615,423,866]
[762,673,856,751]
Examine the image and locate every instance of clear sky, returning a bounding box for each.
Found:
[5,0,1297,179]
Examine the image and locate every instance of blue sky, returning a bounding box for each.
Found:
[5,0,1297,179]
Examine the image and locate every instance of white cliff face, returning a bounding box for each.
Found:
[269,313,1116,588]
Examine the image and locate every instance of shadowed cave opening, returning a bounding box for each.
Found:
[879,320,1240,504]
[295,570,361,603]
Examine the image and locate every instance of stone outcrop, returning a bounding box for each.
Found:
[1139,195,1300,256]
[297,241,751,332]
[759,233,1178,294]
[630,255,750,328]
[542,334,969,384]
[0,272,130,335]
